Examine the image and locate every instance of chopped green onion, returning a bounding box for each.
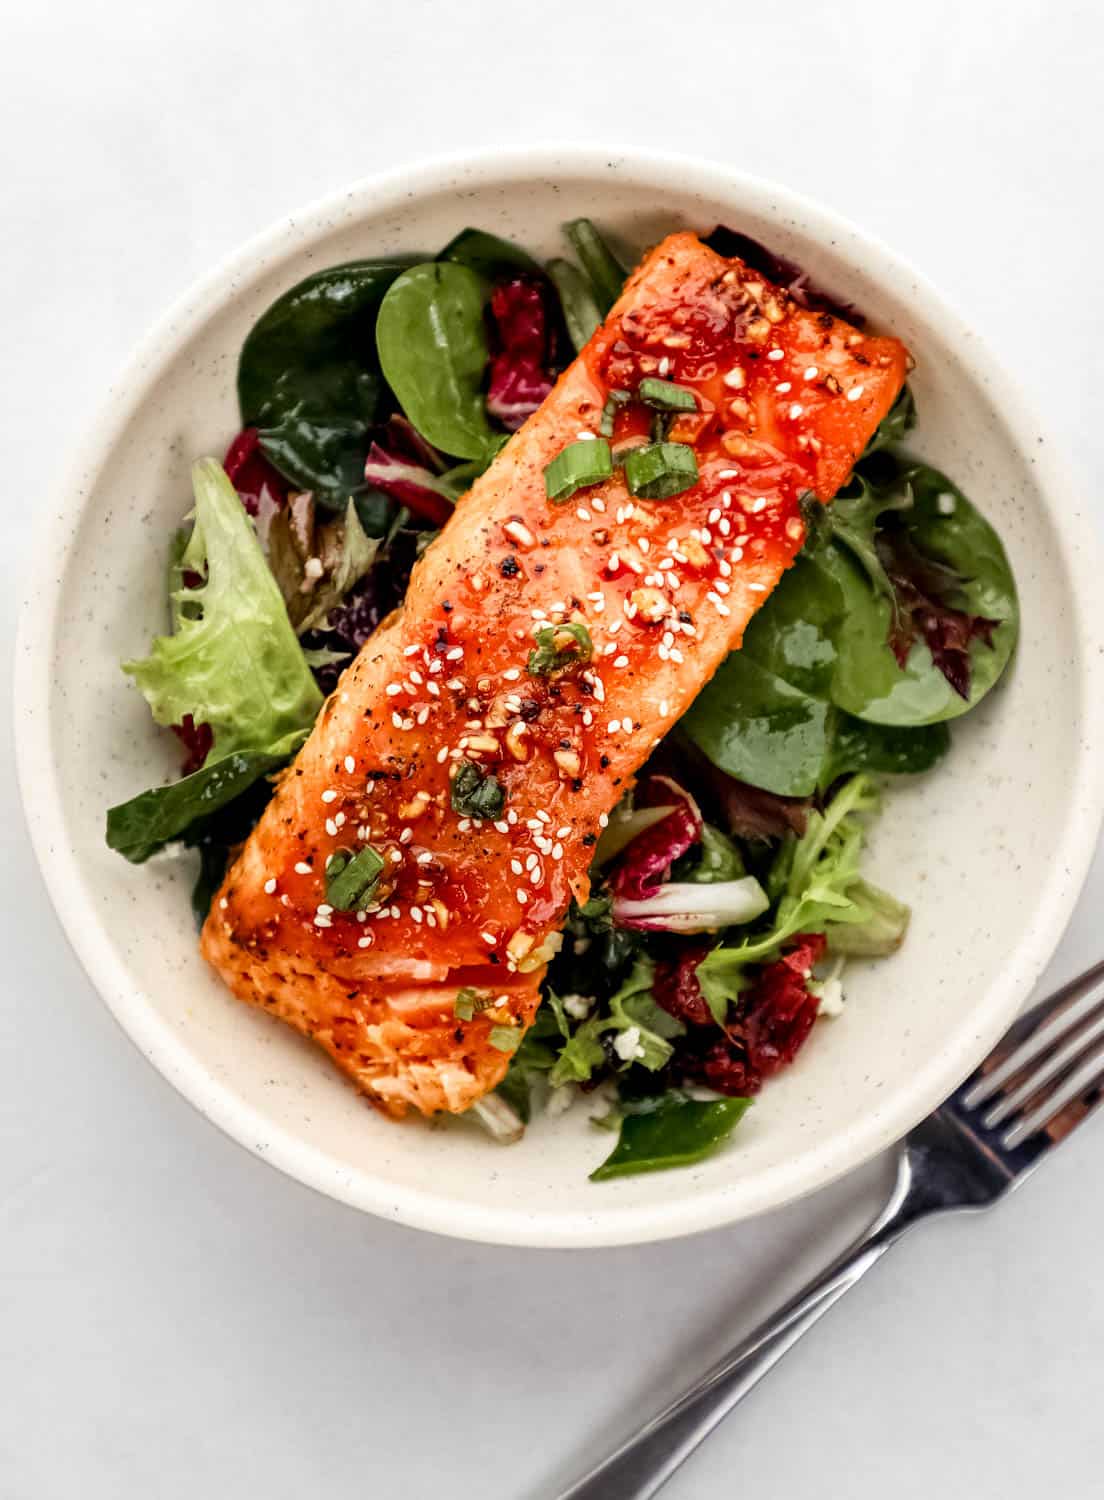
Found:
[325,845,385,911]
[638,377,697,412]
[547,258,602,352]
[527,622,594,676]
[599,390,630,438]
[623,443,700,500]
[564,219,626,314]
[489,1024,523,1054]
[544,438,613,503]
[450,759,506,820]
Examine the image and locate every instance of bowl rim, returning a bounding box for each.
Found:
[15,143,1104,1247]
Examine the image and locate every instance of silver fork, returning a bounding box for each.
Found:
[557,957,1104,1500]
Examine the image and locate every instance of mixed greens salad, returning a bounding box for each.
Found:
[106,220,1019,1181]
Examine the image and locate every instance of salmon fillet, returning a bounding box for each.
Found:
[201,232,909,1117]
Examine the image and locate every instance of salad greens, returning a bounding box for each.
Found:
[375,262,501,461]
[238,259,414,505]
[590,1095,752,1181]
[124,459,322,759]
[107,214,1021,1186]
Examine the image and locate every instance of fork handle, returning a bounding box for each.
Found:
[556,1187,911,1500]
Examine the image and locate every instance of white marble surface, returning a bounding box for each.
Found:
[3,2,1103,1494]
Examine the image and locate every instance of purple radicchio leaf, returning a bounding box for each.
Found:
[486,278,555,430]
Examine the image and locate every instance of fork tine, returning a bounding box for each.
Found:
[982,1003,1104,1127]
[964,959,1104,1110]
[1002,1037,1104,1149]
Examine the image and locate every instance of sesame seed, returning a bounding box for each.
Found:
[659,699,670,716]
[504,519,535,547]
[313,915,332,929]
[592,676,606,702]
[429,659,443,675]
[529,866,542,886]
[603,641,617,656]
[416,707,430,725]
[722,366,745,388]
[263,878,277,894]
[658,644,669,661]
[436,746,449,764]
[804,365,819,380]
[788,403,804,419]
[599,813,609,828]
[481,931,496,945]
[592,497,606,513]
[638,538,650,554]
[721,491,733,508]
[334,813,346,828]
[749,582,767,592]
[385,682,402,697]
[417,851,434,865]
[428,682,440,697]
[669,647,684,663]
[511,859,523,875]
[408,671,423,686]
[608,718,621,733]
[658,356,671,376]
[294,861,312,875]
[777,382,792,393]
[847,384,865,402]
[321,788,338,803]
[357,935,372,948]
[446,678,464,691]
[324,818,337,837]
[516,888,529,905]
[446,646,464,661]
[507,809,518,825]
[752,497,767,513]
[503,667,521,681]
[582,706,594,728]
[552,843,564,861]
[706,591,731,616]
[494,820,509,834]
[727,549,742,565]
[410,906,423,924]
[576,506,591,521]
[576,430,597,441]
[458,817,471,831]
[768,348,784,361]
[708,508,721,524]
[613,654,629,668]
[537,811,552,825]
[719,469,739,478]
[343,756,356,773]
[391,711,404,729]
[389,849,402,863]
[715,579,730,595]
[557,825,571,838]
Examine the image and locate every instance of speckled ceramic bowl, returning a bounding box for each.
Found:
[14,148,1104,1246]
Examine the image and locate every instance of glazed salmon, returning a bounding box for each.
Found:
[201,232,909,1118]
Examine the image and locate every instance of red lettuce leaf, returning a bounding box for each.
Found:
[223,427,289,516]
[877,526,999,700]
[486,278,554,431]
[610,776,704,902]
[171,715,214,776]
[672,934,827,1096]
[654,943,715,1027]
[363,414,454,527]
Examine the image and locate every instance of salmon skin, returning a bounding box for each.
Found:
[201,232,909,1118]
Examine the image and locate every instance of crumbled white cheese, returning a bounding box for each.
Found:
[613,1025,645,1062]
[563,993,594,1021]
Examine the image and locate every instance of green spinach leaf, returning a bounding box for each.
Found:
[590,1094,751,1181]
[376,262,499,460]
[238,259,414,505]
[106,731,305,864]
[439,228,541,278]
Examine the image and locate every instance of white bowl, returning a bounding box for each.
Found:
[15,147,1104,1247]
